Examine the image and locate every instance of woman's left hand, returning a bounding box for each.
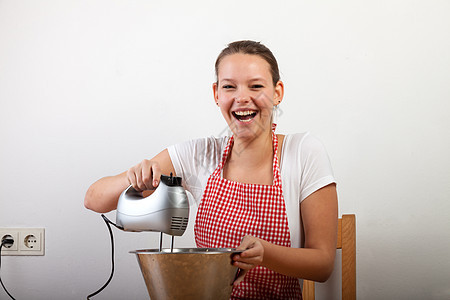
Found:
[231,235,266,285]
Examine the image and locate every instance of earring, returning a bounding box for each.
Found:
[272,105,279,124]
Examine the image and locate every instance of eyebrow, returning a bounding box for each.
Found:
[248,77,268,83]
[220,77,268,83]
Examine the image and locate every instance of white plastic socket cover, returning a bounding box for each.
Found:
[0,228,45,256]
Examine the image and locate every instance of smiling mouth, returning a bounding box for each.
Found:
[232,110,258,123]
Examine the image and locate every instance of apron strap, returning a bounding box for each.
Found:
[213,124,282,186]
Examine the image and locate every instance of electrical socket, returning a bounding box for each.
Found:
[0,230,18,252]
[0,228,45,256]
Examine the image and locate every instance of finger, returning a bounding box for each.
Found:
[233,253,262,267]
[141,160,154,190]
[240,246,260,258]
[127,168,139,191]
[151,163,162,188]
[232,269,248,286]
[234,242,264,266]
[233,260,255,270]
[134,164,147,191]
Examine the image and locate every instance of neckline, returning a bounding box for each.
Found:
[216,131,282,186]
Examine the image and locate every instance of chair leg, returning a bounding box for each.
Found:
[342,214,356,300]
[302,280,315,300]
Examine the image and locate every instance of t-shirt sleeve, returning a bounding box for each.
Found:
[299,133,336,202]
[167,136,225,201]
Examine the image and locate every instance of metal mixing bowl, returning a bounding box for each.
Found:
[131,248,240,300]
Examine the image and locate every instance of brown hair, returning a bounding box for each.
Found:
[215,40,280,86]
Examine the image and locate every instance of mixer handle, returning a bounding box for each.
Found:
[122,184,145,200]
[124,173,182,198]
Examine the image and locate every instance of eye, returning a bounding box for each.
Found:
[251,84,264,89]
[222,85,235,89]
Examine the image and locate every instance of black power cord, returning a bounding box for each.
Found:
[0,237,16,300]
[87,214,123,300]
[1,215,122,300]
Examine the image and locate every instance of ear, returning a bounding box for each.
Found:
[212,82,219,106]
[273,80,284,106]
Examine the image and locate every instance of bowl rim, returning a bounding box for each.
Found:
[130,247,243,255]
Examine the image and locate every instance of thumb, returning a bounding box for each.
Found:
[232,268,248,286]
[237,235,254,251]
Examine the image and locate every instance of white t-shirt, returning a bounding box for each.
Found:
[167,132,336,248]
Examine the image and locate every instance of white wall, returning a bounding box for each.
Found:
[1,1,449,299]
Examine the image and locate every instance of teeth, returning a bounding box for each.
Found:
[233,110,256,123]
[239,118,252,123]
[234,111,255,116]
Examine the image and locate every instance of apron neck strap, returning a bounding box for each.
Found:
[214,124,282,185]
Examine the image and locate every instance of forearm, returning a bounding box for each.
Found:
[84,149,175,213]
[261,241,335,282]
[84,173,129,213]
[235,185,338,282]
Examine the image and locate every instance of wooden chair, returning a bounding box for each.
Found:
[302,214,356,300]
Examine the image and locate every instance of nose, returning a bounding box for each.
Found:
[234,89,250,103]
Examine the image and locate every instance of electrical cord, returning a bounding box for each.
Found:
[0,238,16,300]
[86,214,123,300]
[1,215,124,300]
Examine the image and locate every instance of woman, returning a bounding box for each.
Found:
[85,40,338,299]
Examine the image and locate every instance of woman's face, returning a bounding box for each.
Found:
[213,53,284,140]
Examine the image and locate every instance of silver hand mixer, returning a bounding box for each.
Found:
[89,174,239,299]
[116,173,189,250]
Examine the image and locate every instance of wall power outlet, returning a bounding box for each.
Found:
[0,228,45,256]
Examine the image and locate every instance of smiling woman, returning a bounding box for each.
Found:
[213,52,284,144]
[85,40,338,299]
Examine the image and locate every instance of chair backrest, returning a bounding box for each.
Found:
[302,214,356,300]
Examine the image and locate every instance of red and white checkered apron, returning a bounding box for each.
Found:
[195,129,302,299]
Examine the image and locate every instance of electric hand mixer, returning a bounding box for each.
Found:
[115,173,189,250]
[89,174,238,300]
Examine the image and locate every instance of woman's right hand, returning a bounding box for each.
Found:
[126,159,162,192]
[85,149,175,213]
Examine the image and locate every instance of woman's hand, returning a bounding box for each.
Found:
[85,149,175,213]
[231,235,266,285]
[126,159,162,192]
